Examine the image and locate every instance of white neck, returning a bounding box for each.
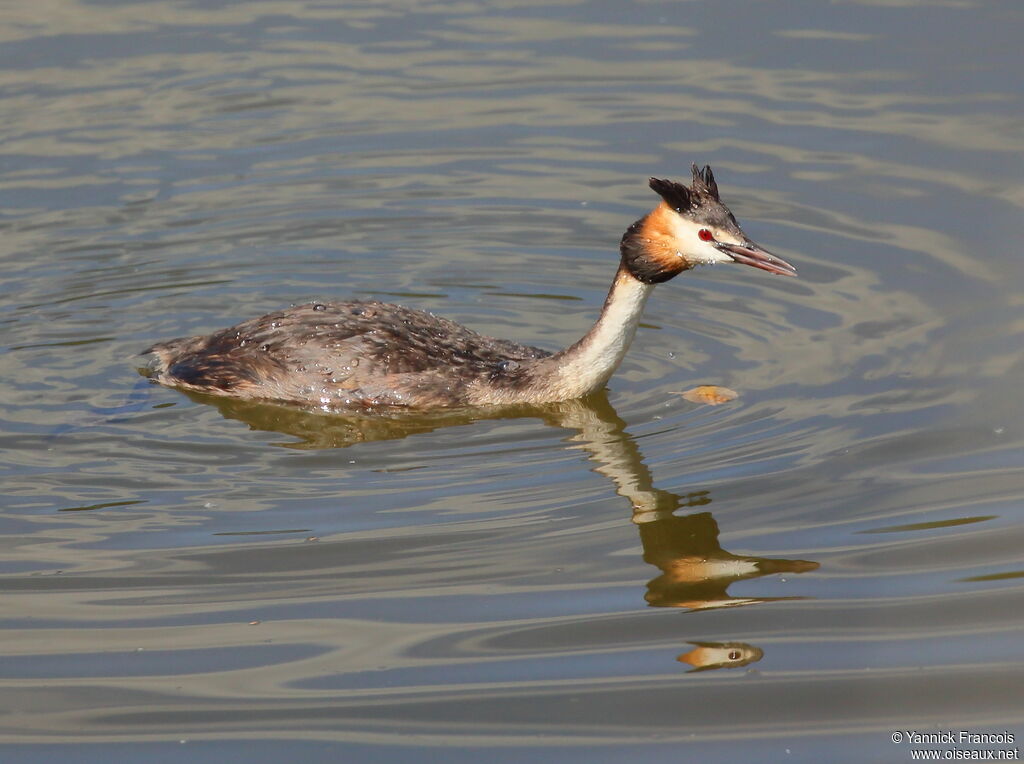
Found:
[550,265,654,398]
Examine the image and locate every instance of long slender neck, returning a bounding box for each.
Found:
[548,262,654,398]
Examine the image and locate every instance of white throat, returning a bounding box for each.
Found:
[552,266,654,398]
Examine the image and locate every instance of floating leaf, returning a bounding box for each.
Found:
[673,385,739,406]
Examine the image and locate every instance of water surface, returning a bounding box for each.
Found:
[1,1,1022,762]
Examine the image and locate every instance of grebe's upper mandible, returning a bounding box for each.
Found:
[144,164,796,410]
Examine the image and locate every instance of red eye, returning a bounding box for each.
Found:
[698,228,714,242]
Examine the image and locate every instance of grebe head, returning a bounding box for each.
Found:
[620,164,797,283]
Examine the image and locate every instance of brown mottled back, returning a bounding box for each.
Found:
[145,301,551,409]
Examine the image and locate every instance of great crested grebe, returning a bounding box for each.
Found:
[144,165,796,410]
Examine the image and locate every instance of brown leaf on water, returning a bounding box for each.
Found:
[673,385,739,406]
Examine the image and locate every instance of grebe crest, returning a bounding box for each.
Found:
[144,165,796,411]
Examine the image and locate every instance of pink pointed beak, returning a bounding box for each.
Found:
[716,240,797,277]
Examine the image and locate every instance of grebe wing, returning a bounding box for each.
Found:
[145,301,549,405]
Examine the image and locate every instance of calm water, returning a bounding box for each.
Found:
[1,1,1022,762]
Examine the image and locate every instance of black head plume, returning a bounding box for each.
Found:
[646,164,745,238]
[690,163,720,201]
[648,177,691,212]
[649,164,724,214]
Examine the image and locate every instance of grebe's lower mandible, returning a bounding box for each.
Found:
[144,164,796,410]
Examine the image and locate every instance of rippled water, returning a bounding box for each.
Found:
[2,1,1022,762]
